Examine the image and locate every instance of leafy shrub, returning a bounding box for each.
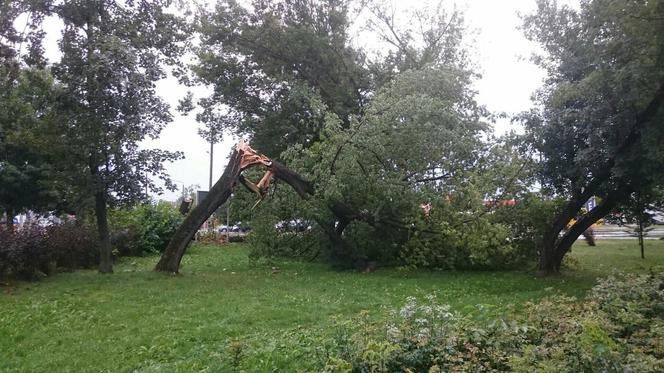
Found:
[0,224,50,280]
[0,222,99,281]
[109,201,183,256]
[247,211,323,264]
[590,271,664,342]
[491,194,564,263]
[47,222,99,270]
[323,272,664,372]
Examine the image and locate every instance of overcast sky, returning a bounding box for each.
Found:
[41,0,568,201]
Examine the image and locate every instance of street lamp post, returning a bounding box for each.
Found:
[209,139,213,190]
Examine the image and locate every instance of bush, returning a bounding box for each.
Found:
[0,224,50,280]
[47,222,99,270]
[109,202,183,256]
[490,193,564,264]
[247,211,323,264]
[0,222,99,281]
[323,272,664,372]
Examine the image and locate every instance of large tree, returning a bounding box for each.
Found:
[0,1,61,225]
[192,0,371,156]
[0,68,63,225]
[156,65,532,273]
[191,0,468,157]
[156,1,530,273]
[49,0,190,273]
[522,0,664,273]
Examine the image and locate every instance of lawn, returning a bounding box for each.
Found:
[1,239,663,371]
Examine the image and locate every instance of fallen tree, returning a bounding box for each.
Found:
[155,139,419,273]
[155,67,535,274]
[155,139,533,273]
[155,141,313,273]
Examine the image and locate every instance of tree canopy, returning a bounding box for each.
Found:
[192,0,369,156]
[37,0,191,272]
[0,2,60,223]
[522,0,664,272]
[4,0,664,277]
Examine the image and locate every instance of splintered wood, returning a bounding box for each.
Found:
[236,139,274,206]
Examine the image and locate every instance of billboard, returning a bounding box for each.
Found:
[196,190,209,205]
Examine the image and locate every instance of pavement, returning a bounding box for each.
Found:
[588,225,664,240]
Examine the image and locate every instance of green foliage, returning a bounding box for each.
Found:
[247,65,508,268]
[0,65,63,217]
[521,0,664,269]
[49,0,190,204]
[324,272,664,372]
[523,0,664,193]
[109,202,183,256]
[403,217,517,270]
[247,203,325,263]
[491,193,565,262]
[591,271,664,338]
[194,0,369,156]
[248,81,536,269]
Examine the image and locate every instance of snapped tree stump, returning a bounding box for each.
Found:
[155,140,312,273]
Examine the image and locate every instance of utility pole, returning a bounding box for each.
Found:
[226,196,231,243]
[209,139,214,190]
[145,170,149,201]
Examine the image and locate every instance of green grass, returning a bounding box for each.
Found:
[1,239,663,371]
[569,238,664,275]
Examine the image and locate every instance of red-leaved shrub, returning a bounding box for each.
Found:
[0,222,99,281]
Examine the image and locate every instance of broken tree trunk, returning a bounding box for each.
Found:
[155,149,243,273]
[155,140,423,273]
[155,141,314,273]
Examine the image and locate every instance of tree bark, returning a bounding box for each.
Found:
[155,150,243,273]
[154,141,367,273]
[95,190,113,274]
[6,208,14,230]
[538,80,664,273]
[539,192,621,273]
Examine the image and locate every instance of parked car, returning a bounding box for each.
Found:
[275,219,312,233]
[218,222,251,233]
[647,210,664,225]
[236,222,251,232]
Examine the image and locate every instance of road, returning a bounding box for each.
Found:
[589,225,664,240]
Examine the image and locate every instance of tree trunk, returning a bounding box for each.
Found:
[6,208,14,230]
[95,190,113,274]
[539,193,619,273]
[639,219,645,259]
[155,142,345,273]
[538,194,586,273]
[155,150,243,273]
[537,80,664,273]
